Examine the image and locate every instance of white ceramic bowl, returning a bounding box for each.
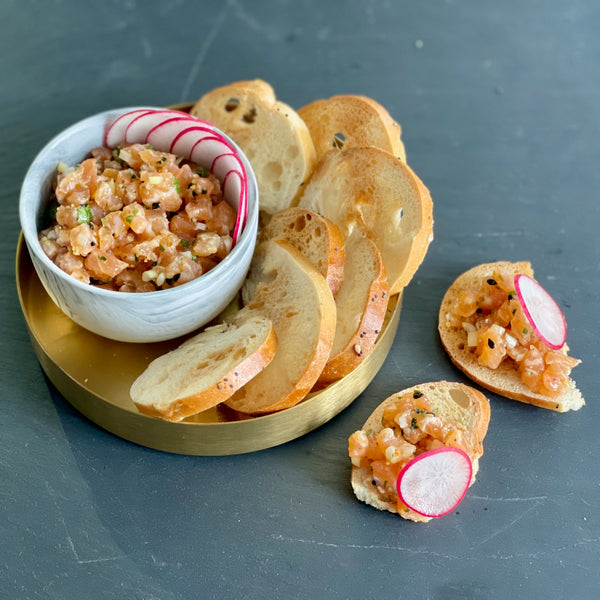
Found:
[19,107,259,343]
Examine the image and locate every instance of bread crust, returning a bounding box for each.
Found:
[261,207,345,296]
[350,381,490,522]
[298,94,406,162]
[317,234,389,385]
[298,146,433,294]
[438,261,584,412]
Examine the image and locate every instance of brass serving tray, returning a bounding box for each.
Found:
[16,231,401,455]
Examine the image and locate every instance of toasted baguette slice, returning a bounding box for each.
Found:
[226,239,336,414]
[438,261,584,412]
[191,79,316,215]
[298,94,406,163]
[260,206,345,296]
[317,232,389,385]
[130,312,277,422]
[298,147,433,294]
[350,381,491,523]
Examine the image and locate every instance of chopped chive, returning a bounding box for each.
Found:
[76,204,93,224]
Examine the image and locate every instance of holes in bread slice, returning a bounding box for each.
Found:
[242,106,258,123]
[285,145,300,160]
[332,132,346,149]
[263,161,283,191]
[224,98,240,112]
[449,387,471,409]
[394,207,404,227]
[292,215,307,232]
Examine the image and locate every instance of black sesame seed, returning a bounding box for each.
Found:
[476,308,483,313]
[487,278,497,285]
[487,338,495,349]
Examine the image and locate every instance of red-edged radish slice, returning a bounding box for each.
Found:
[514,274,567,350]
[104,109,250,246]
[104,109,154,147]
[226,170,247,244]
[215,154,248,245]
[145,117,212,151]
[396,446,473,518]
[212,152,242,180]
[123,110,191,145]
[170,125,220,156]
[215,156,245,204]
[189,136,233,167]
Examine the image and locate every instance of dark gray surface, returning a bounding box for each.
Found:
[1,1,599,598]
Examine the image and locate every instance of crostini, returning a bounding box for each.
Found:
[348,381,490,522]
[438,261,584,412]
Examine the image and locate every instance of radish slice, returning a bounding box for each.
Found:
[189,137,233,167]
[396,447,473,518]
[222,167,245,208]
[145,117,214,150]
[170,125,222,156]
[103,109,249,246]
[104,109,154,147]
[514,274,567,350]
[124,111,190,144]
[212,152,242,181]
[226,170,247,242]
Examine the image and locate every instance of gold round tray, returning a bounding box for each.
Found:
[16,234,402,455]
